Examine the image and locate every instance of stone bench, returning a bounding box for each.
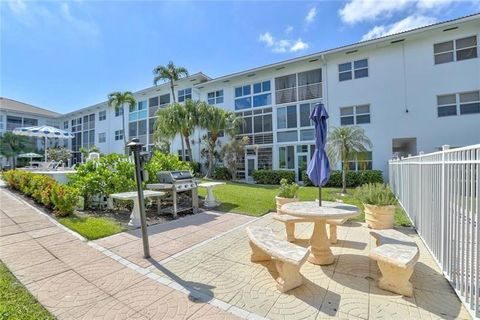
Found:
[246,226,310,292]
[273,213,347,244]
[369,229,419,297]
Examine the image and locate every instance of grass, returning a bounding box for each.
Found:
[198,181,412,227]
[0,262,54,320]
[58,214,126,240]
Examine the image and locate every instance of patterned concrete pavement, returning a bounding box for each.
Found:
[0,183,473,319]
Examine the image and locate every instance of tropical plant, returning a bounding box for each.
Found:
[326,126,372,194]
[107,91,136,151]
[47,147,72,163]
[198,103,242,178]
[355,183,397,206]
[221,136,249,180]
[79,146,100,161]
[153,100,200,161]
[152,61,189,103]
[0,132,30,168]
[277,178,299,199]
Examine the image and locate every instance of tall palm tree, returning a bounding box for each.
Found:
[107,91,136,152]
[153,100,200,161]
[153,61,189,103]
[326,126,372,193]
[0,132,30,168]
[198,103,243,177]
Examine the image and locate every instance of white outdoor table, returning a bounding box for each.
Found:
[109,190,164,227]
[198,182,225,208]
[281,201,359,265]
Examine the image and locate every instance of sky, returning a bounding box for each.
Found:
[1,0,479,113]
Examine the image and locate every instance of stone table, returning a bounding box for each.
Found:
[281,201,359,265]
[198,182,225,208]
[109,190,164,227]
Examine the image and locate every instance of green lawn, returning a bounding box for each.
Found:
[58,214,126,240]
[198,181,412,227]
[0,262,54,320]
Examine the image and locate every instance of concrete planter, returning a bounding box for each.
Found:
[364,203,395,229]
[275,196,298,214]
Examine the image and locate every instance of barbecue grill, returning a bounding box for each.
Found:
[146,171,198,218]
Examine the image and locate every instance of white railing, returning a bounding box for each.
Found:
[389,144,479,318]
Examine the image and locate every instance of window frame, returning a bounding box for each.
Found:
[234,80,272,110]
[434,35,478,65]
[178,88,192,102]
[99,110,106,121]
[338,59,368,82]
[437,90,480,117]
[114,130,124,141]
[207,90,224,105]
[98,132,106,143]
[340,104,371,125]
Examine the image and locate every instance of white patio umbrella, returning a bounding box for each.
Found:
[13,126,74,162]
[17,152,44,165]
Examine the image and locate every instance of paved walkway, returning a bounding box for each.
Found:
[0,184,472,319]
[0,186,251,320]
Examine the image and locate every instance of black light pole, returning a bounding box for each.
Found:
[127,138,150,258]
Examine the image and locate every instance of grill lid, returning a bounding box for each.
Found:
[157,171,193,183]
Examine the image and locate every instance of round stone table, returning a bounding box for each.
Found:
[281,201,359,265]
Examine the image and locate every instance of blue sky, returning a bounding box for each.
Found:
[1,0,478,113]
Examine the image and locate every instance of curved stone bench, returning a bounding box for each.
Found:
[273,213,347,244]
[369,229,419,297]
[246,226,310,292]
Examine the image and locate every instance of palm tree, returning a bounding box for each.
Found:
[326,126,372,194]
[198,103,243,177]
[107,91,136,152]
[153,61,189,103]
[0,132,30,168]
[153,100,200,161]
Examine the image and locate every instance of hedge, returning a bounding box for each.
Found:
[252,170,295,185]
[2,170,79,217]
[302,170,384,188]
[213,166,231,180]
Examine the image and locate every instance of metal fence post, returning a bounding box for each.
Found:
[441,145,449,269]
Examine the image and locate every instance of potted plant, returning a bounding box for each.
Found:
[355,183,397,229]
[275,178,299,214]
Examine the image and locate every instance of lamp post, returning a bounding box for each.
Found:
[126,138,150,258]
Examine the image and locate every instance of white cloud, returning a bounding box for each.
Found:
[7,0,27,16]
[339,0,411,24]
[361,15,438,40]
[285,25,294,34]
[290,39,309,52]
[258,32,309,53]
[305,6,317,23]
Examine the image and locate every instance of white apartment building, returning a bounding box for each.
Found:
[2,14,479,180]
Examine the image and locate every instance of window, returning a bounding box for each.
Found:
[98,132,106,143]
[275,74,297,104]
[300,129,314,141]
[299,103,315,127]
[115,130,124,141]
[149,96,159,108]
[438,91,480,117]
[129,101,147,121]
[277,105,297,129]
[6,116,22,130]
[207,90,224,104]
[178,88,192,102]
[339,59,368,81]
[99,110,106,121]
[235,81,271,110]
[277,130,298,142]
[346,152,372,171]
[23,118,38,126]
[279,146,295,169]
[115,108,123,117]
[159,93,170,106]
[434,35,478,64]
[0,115,3,130]
[298,69,322,100]
[235,108,273,145]
[63,121,68,129]
[340,105,370,125]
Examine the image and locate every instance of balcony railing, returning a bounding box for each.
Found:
[389,144,480,318]
[298,83,322,101]
[275,87,297,104]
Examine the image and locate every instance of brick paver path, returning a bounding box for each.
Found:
[0,186,247,320]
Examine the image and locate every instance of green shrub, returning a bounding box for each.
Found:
[213,166,231,180]
[303,170,384,188]
[50,185,80,217]
[354,183,397,206]
[2,170,79,216]
[277,178,299,198]
[68,154,136,208]
[252,170,295,185]
[144,151,192,184]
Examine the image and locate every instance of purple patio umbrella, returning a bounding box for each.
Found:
[306,103,331,206]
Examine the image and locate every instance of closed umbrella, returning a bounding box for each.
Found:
[306,103,331,206]
[13,126,74,162]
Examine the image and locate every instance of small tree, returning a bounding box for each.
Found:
[221,136,249,180]
[47,147,72,163]
[153,61,189,103]
[0,132,30,168]
[326,126,372,194]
